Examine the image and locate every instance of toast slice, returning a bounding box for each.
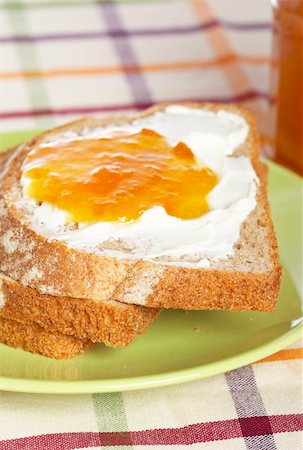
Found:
[0,149,159,345]
[0,271,159,346]
[0,315,92,359]
[0,103,282,311]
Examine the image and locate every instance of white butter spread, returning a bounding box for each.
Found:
[23,105,258,265]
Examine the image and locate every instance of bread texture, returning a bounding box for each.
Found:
[0,103,282,311]
[0,315,92,359]
[0,271,159,346]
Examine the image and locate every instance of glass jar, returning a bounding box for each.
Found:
[270,0,303,175]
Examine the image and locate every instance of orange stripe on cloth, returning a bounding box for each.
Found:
[189,0,266,122]
[0,54,270,79]
[256,348,303,364]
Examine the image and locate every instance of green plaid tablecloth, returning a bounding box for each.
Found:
[0,1,302,449]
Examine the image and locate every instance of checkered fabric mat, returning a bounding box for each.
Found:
[0,345,302,450]
[0,0,302,449]
[0,0,271,132]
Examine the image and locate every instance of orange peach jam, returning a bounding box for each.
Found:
[23,128,218,223]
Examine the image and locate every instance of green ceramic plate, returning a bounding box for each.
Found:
[0,130,302,394]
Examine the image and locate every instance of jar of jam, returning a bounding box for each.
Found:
[270,0,303,175]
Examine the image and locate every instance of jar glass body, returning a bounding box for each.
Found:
[270,0,303,175]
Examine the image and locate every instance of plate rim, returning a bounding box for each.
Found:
[0,138,302,394]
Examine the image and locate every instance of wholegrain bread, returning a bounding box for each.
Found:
[0,315,92,359]
[0,103,282,311]
[0,271,159,346]
[0,149,159,346]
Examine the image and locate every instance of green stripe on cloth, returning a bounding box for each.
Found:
[5,3,54,128]
[0,0,164,9]
[92,393,133,449]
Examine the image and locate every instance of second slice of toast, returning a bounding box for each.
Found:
[0,315,92,359]
[0,271,159,346]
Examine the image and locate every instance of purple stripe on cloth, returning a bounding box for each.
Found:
[226,366,277,450]
[0,21,271,44]
[0,90,269,120]
[220,20,270,30]
[99,2,152,105]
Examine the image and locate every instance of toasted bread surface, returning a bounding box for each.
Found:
[0,103,282,310]
[0,271,159,346]
[0,315,92,359]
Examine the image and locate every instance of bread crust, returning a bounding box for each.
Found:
[0,271,159,346]
[0,103,282,311]
[0,315,92,359]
